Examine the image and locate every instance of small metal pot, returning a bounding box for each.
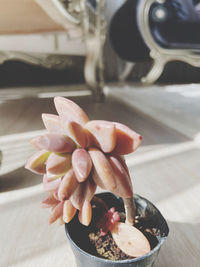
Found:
[65,193,169,267]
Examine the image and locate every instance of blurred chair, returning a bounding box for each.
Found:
[0,0,106,100]
[110,0,200,84]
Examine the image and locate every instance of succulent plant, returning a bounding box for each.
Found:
[25,97,150,257]
[26,96,142,226]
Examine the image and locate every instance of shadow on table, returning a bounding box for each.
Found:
[0,167,41,193]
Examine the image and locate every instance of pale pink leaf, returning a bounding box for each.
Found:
[108,154,133,198]
[84,120,116,153]
[25,150,50,174]
[42,114,64,134]
[58,168,79,201]
[66,121,88,148]
[111,222,151,257]
[72,149,92,182]
[78,200,92,226]
[88,148,116,190]
[49,201,64,224]
[54,96,89,126]
[63,200,77,223]
[46,171,64,182]
[30,133,76,153]
[92,169,106,190]
[84,176,97,201]
[113,122,142,155]
[43,174,61,192]
[41,194,60,208]
[46,153,71,175]
[70,183,86,210]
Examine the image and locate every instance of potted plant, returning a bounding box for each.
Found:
[25,96,169,267]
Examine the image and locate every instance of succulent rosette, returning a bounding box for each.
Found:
[25,97,142,226]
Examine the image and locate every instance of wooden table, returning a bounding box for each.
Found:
[0,84,200,267]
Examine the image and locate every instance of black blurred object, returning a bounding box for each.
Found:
[110,0,200,60]
[109,0,150,62]
[109,0,200,83]
[150,0,200,49]
[0,57,84,88]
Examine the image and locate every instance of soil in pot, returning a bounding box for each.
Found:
[88,196,160,261]
[66,192,169,263]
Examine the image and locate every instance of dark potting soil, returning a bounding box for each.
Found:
[88,199,160,261]
[88,223,133,260]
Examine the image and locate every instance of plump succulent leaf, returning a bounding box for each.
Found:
[84,120,116,153]
[46,171,65,182]
[63,200,77,223]
[111,222,151,257]
[46,153,71,175]
[70,182,86,210]
[42,114,64,134]
[84,176,97,201]
[66,121,88,148]
[49,201,64,224]
[112,122,142,155]
[25,150,50,174]
[108,154,133,198]
[88,148,116,190]
[54,96,89,126]
[78,200,92,226]
[30,133,76,153]
[58,168,79,201]
[41,194,60,208]
[43,174,61,192]
[72,149,92,182]
[92,169,106,190]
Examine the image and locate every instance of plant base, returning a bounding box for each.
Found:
[65,193,169,267]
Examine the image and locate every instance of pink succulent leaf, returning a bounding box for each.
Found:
[84,120,116,153]
[88,148,116,191]
[46,153,71,175]
[58,168,79,201]
[40,194,60,208]
[53,189,59,200]
[92,169,106,190]
[42,114,64,134]
[108,154,133,198]
[43,174,61,192]
[54,96,89,126]
[30,133,76,153]
[97,207,120,236]
[84,176,97,202]
[63,200,77,223]
[25,150,50,174]
[117,155,131,178]
[46,171,64,182]
[49,201,64,224]
[72,148,92,183]
[70,182,87,210]
[65,121,88,148]
[112,122,142,155]
[78,200,92,226]
[111,222,151,257]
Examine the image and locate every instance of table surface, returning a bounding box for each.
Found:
[0,84,200,267]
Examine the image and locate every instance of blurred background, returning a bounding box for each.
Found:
[0,1,200,267]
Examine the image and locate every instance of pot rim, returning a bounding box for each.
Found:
[65,193,169,264]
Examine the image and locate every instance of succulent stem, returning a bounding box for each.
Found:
[123,197,135,226]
